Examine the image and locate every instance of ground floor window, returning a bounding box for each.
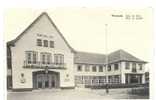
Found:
[75,75,108,86]
[125,74,142,84]
[108,75,121,84]
[75,75,121,86]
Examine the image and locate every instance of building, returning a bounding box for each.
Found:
[7,12,147,90]
[74,50,147,87]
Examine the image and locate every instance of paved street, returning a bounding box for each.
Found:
[7,88,149,100]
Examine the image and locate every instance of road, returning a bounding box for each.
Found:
[7,88,149,100]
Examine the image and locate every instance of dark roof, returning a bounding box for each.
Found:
[108,49,147,63]
[7,12,75,53]
[74,49,147,64]
[74,51,106,64]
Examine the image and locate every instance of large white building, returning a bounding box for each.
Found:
[7,12,147,91]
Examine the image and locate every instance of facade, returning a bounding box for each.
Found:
[74,51,147,87]
[7,12,147,90]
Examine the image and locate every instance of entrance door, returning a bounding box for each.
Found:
[44,74,49,88]
[33,71,59,89]
[51,75,56,88]
[37,74,43,88]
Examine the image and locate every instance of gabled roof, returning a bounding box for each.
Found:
[7,12,75,53]
[74,49,147,64]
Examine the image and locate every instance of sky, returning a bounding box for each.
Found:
[4,8,153,71]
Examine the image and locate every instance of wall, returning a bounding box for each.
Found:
[10,14,74,89]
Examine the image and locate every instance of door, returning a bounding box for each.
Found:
[33,71,60,89]
[51,75,56,88]
[37,74,43,88]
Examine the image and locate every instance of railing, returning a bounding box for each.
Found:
[23,60,66,69]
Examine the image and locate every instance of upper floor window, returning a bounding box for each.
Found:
[107,65,111,71]
[77,65,82,71]
[132,63,137,72]
[43,40,48,47]
[37,39,54,48]
[114,63,119,70]
[139,64,143,70]
[85,65,90,72]
[37,39,42,46]
[50,41,54,48]
[40,52,51,64]
[92,66,97,72]
[25,51,38,64]
[54,54,64,64]
[125,62,130,69]
[99,66,103,72]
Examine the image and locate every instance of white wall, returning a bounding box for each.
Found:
[11,14,74,89]
[74,62,121,76]
[74,61,146,84]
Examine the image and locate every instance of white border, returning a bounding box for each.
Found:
[0,0,155,100]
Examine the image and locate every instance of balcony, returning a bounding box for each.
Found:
[23,60,66,69]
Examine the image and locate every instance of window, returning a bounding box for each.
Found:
[27,52,32,64]
[33,53,37,64]
[47,54,51,64]
[77,65,82,71]
[85,65,90,72]
[107,65,111,71]
[125,62,130,69]
[132,63,137,72]
[41,54,46,64]
[37,39,42,46]
[41,53,51,64]
[54,54,64,64]
[99,66,103,72]
[26,51,38,64]
[99,76,106,83]
[108,76,113,83]
[114,64,119,70]
[43,40,48,47]
[139,64,143,70]
[92,66,97,72]
[114,75,120,83]
[50,41,54,48]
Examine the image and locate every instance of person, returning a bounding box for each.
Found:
[105,84,109,94]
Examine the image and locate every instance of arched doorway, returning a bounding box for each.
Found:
[33,71,60,89]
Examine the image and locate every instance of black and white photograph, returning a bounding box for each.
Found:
[5,8,152,100]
